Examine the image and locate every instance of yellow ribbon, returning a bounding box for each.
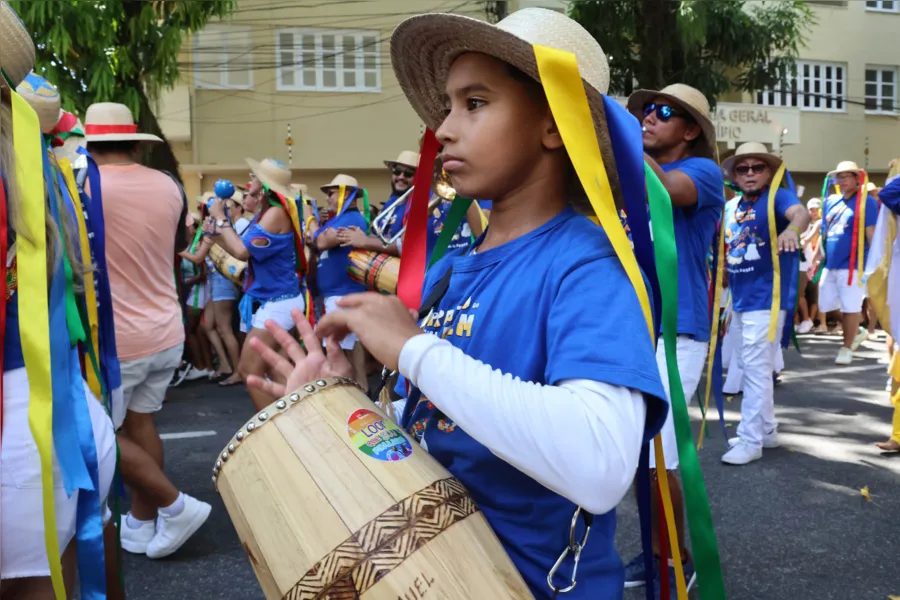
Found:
[766,163,787,342]
[698,210,726,450]
[12,91,67,599]
[335,184,347,216]
[475,202,489,230]
[533,44,684,599]
[533,45,653,340]
[59,158,102,397]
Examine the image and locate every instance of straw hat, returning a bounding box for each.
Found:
[291,183,309,198]
[384,150,419,171]
[84,102,162,143]
[390,8,620,195]
[866,181,878,193]
[321,173,359,193]
[807,198,822,210]
[0,2,35,89]
[721,142,782,178]
[827,160,862,179]
[627,83,716,159]
[245,157,294,200]
[16,72,62,134]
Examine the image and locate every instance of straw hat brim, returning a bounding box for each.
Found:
[826,166,862,178]
[246,158,296,200]
[721,152,783,179]
[390,12,622,205]
[384,160,417,170]
[0,2,36,89]
[627,89,715,160]
[84,132,163,144]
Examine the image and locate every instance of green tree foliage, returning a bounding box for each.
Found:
[12,0,236,177]
[569,0,815,106]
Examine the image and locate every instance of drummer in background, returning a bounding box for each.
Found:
[625,82,724,593]
[338,150,419,256]
[203,158,307,411]
[248,8,668,598]
[307,174,370,391]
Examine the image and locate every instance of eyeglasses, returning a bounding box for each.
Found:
[642,103,686,122]
[392,167,415,178]
[734,164,767,175]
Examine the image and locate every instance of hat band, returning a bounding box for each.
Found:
[85,123,138,135]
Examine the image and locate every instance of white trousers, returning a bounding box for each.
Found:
[650,336,709,470]
[723,327,784,395]
[731,310,785,449]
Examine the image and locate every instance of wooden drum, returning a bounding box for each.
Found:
[212,377,533,600]
[209,243,247,286]
[347,250,399,295]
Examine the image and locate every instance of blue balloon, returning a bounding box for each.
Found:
[214,179,235,199]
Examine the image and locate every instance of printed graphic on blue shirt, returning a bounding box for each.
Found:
[823,194,879,270]
[724,187,800,312]
[315,209,368,297]
[400,206,667,599]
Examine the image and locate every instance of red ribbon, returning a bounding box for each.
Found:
[50,111,79,136]
[396,129,439,310]
[84,123,138,135]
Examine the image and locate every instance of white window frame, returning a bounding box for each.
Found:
[865,65,898,115]
[192,26,254,91]
[866,1,899,13]
[757,60,846,113]
[275,28,381,93]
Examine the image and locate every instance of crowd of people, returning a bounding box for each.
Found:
[2,2,898,600]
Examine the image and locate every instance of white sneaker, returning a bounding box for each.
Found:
[120,514,155,554]
[851,327,869,351]
[729,432,780,449]
[146,495,212,559]
[797,320,813,334]
[721,441,762,465]
[184,367,212,381]
[835,347,854,365]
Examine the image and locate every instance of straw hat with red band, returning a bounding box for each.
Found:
[83,102,162,143]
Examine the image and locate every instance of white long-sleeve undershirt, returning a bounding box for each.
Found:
[399,333,647,516]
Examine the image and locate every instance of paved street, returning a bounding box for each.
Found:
[121,332,900,600]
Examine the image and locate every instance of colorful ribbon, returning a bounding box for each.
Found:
[849,171,869,288]
[766,163,787,342]
[14,90,67,600]
[428,196,473,268]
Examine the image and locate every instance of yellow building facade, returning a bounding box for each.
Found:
[159,0,900,204]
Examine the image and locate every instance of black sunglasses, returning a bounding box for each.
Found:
[642,103,686,122]
[392,167,415,178]
[735,164,768,175]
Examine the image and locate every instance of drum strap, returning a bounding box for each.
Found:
[369,266,455,405]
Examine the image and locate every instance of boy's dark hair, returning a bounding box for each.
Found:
[86,140,140,155]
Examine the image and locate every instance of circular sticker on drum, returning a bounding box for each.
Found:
[347,409,413,462]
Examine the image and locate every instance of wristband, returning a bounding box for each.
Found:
[788,225,800,235]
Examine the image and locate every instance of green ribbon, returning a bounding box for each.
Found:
[645,164,726,600]
[50,176,86,346]
[428,197,473,269]
[361,189,371,234]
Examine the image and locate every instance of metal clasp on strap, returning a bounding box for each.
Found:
[547,507,592,595]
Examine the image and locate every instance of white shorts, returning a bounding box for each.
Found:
[819,268,867,314]
[240,292,307,333]
[1,368,117,579]
[186,282,209,310]
[115,343,184,429]
[650,336,709,470]
[324,296,360,351]
[799,260,809,273]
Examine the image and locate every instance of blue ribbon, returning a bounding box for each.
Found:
[44,145,107,599]
[601,95,665,597]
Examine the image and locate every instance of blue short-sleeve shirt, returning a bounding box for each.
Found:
[315,208,368,297]
[823,193,879,269]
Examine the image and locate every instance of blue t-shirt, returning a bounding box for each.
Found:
[425,199,492,262]
[382,192,406,239]
[401,206,668,599]
[315,208,367,297]
[724,188,801,313]
[241,221,301,300]
[662,157,724,341]
[823,193,879,269]
[880,176,900,215]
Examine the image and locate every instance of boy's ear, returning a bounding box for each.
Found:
[543,115,564,151]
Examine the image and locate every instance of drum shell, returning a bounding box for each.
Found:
[209,243,247,286]
[213,378,533,600]
[347,250,399,295]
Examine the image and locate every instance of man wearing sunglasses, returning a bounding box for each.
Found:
[721,142,809,466]
[338,150,419,257]
[622,83,724,596]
